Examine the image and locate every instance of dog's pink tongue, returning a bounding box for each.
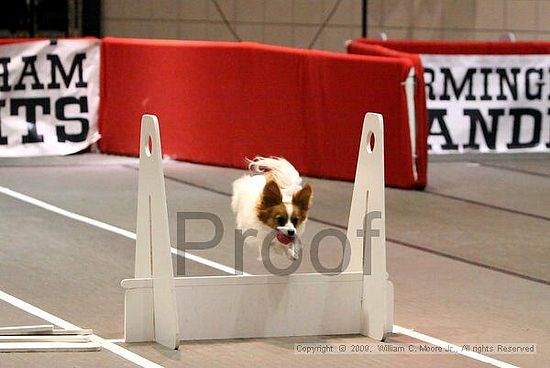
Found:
[276,231,294,245]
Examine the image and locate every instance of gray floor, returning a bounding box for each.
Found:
[0,153,548,367]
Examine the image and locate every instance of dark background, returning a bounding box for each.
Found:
[0,0,100,38]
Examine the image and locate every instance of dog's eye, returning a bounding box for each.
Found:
[276,216,286,226]
[291,216,299,225]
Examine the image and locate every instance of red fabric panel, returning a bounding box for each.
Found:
[348,42,428,189]
[0,39,39,45]
[0,38,48,45]
[353,38,550,55]
[99,37,417,188]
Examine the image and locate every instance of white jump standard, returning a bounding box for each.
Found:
[121,113,394,349]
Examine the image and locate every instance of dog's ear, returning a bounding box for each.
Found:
[260,180,283,208]
[292,183,312,212]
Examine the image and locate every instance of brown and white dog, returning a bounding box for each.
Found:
[231,157,313,260]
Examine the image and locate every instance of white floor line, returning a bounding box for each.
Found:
[393,325,519,368]
[105,338,126,343]
[0,185,518,367]
[0,186,249,276]
[0,289,162,368]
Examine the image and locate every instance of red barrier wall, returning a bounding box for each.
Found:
[351,38,550,55]
[347,42,428,189]
[0,39,45,45]
[99,37,423,188]
[0,37,96,45]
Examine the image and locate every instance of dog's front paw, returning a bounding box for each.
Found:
[285,238,302,260]
[286,248,299,260]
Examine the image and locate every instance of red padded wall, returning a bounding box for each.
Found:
[348,42,429,189]
[99,38,419,188]
[352,38,550,55]
[0,37,97,45]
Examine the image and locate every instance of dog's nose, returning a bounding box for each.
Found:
[287,229,295,236]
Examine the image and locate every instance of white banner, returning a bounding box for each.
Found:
[0,39,100,157]
[421,54,550,154]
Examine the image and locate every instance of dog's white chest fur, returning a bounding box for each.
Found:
[231,174,268,230]
[231,157,312,260]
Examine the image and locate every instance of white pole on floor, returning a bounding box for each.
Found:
[346,113,394,340]
[129,115,180,349]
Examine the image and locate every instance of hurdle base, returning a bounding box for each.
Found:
[123,281,155,343]
[361,276,394,340]
[122,272,391,341]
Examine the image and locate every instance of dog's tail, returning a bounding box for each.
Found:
[247,156,302,191]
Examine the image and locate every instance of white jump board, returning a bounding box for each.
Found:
[0,326,92,336]
[0,335,91,343]
[0,342,101,352]
[0,325,53,335]
[122,272,363,340]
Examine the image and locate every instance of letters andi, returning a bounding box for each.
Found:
[421,55,550,153]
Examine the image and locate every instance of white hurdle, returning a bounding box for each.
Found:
[121,113,394,349]
[123,115,179,349]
